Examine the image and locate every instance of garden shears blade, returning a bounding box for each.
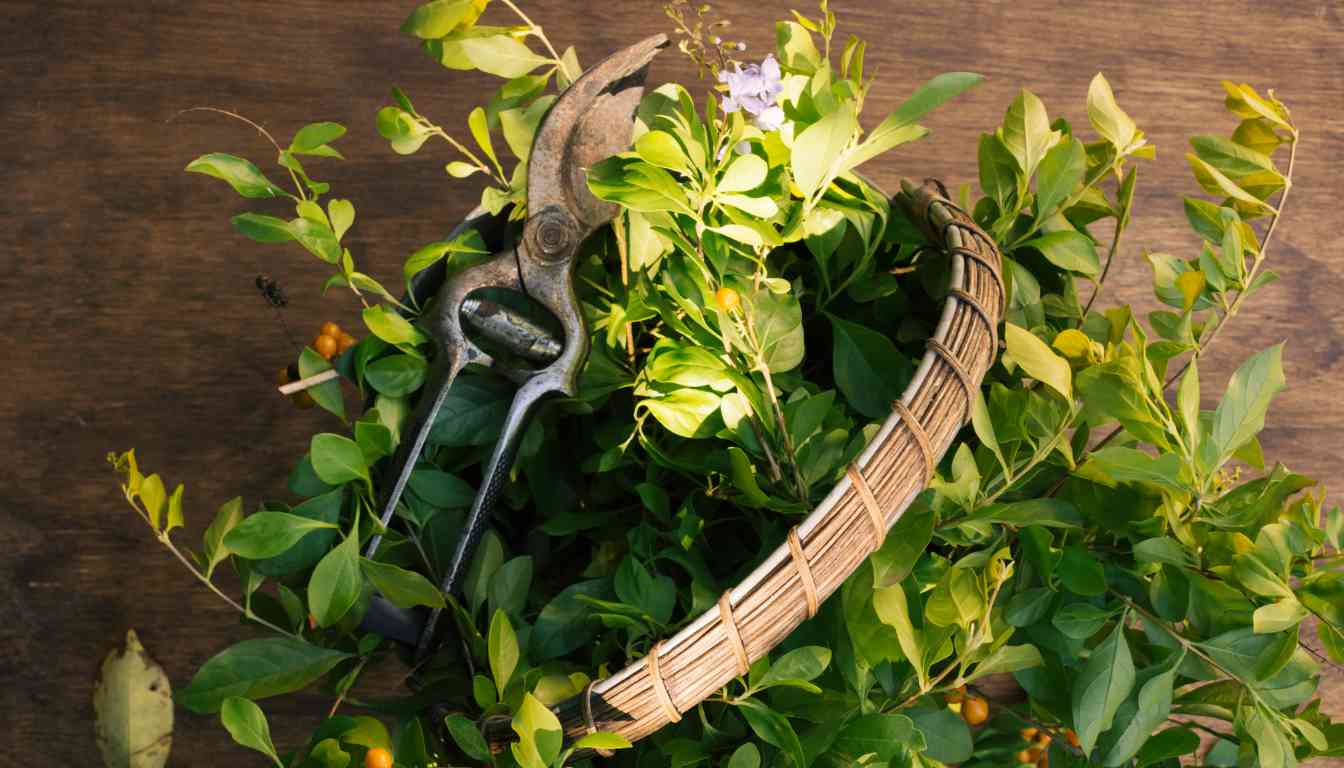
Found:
[358,34,668,661]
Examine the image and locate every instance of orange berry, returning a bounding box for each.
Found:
[1020,727,1038,741]
[314,334,339,359]
[961,696,989,725]
[365,747,393,768]
[1025,747,1042,762]
[1017,750,1033,764]
[337,332,357,353]
[714,286,740,312]
[1035,732,1052,746]
[320,321,342,338]
[1065,729,1080,748]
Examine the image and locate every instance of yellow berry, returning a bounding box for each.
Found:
[715,287,740,312]
[320,321,342,338]
[365,747,393,768]
[961,696,989,725]
[314,334,339,360]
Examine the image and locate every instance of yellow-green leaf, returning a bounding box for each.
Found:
[1087,73,1137,150]
[1005,323,1072,400]
[94,630,173,768]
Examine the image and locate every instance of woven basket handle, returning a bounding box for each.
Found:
[481,177,1005,754]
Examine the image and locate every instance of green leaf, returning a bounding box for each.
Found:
[885,71,983,130]
[726,744,761,768]
[459,34,551,79]
[750,288,805,373]
[1136,728,1200,767]
[830,316,911,419]
[231,213,294,243]
[966,498,1082,528]
[253,489,342,578]
[360,558,445,609]
[185,153,286,199]
[999,89,1055,177]
[1208,344,1284,468]
[635,130,691,176]
[202,496,244,578]
[720,153,768,193]
[531,580,605,660]
[310,434,369,486]
[327,199,354,240]
[308,529,361,627]
[1005,322,1072,400]
[1072,620,1136,755]
[1053,603,1115,640]
[640,389,721,439]
[1059,545,1106,596]
[179,638,352,713]
[1087,74,1138,150]
[1021,230,1100,277]
[362,305,429,347]
[444,713,491,761]
[291,122,347,153]
[364,354,427,397]
[1035,138,1086,218]
[1101,651,1184,766]
[907,706,972,764]
[488,608,519,695]
[736,698,807,768]
[140,473,166,531]
[510,693,563,768]
[978,133,1020,208]
[967,643,1044,681]
[792,102,857,199]
[759,646,831,690]
[1187,153,1274,214]
[1076,447,1187,492]
[222,511,338,560]
[401,0,484,39]
[833,713,920,760]
[219,697,281,766]
[572,732,632,751]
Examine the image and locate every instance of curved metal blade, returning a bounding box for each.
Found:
[526,33,668,236]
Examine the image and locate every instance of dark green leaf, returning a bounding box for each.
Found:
[1072,621,1136,754]
[830,316,911,419]
[360,558,445,609]
[180,638,352,714]
[223,511,337,560]
[308,530,361,627]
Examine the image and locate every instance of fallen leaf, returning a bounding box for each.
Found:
[94,629,173,768]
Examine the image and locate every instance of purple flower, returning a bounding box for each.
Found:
[719,54,785,132]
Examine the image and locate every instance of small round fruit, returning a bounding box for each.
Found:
[1064,729,1080,748]
[337,332,357,353]
[961,696,989,725]
[1025,747,1042,762]
[1035,732,1052,747]
[365,748,393,768]
[715,286,740,312]
[320,321,341,338]
[1017,750,1033,765]
[1020,727,1038,741]
[314,334,339,359]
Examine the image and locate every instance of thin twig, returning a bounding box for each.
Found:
[279,369,340,395]
[169,106,306,200]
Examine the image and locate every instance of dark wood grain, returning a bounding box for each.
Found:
[1,1,1340,764]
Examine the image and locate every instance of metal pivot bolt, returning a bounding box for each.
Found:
[528,206,576,263]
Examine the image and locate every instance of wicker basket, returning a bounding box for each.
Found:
[478,177,1006,751]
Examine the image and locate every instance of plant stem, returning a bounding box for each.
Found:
[1082,209,1128,316]
[158,532,302,640]
[171,106,306,200]
[499,0,563,62]
[430,127,508,187]
[1088,130,1298,456]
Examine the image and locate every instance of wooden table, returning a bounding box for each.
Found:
[2,0,1340,763]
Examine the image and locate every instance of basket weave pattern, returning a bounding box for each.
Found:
[485,178,1005,751]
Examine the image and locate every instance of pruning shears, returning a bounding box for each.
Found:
[360,34,668,665]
